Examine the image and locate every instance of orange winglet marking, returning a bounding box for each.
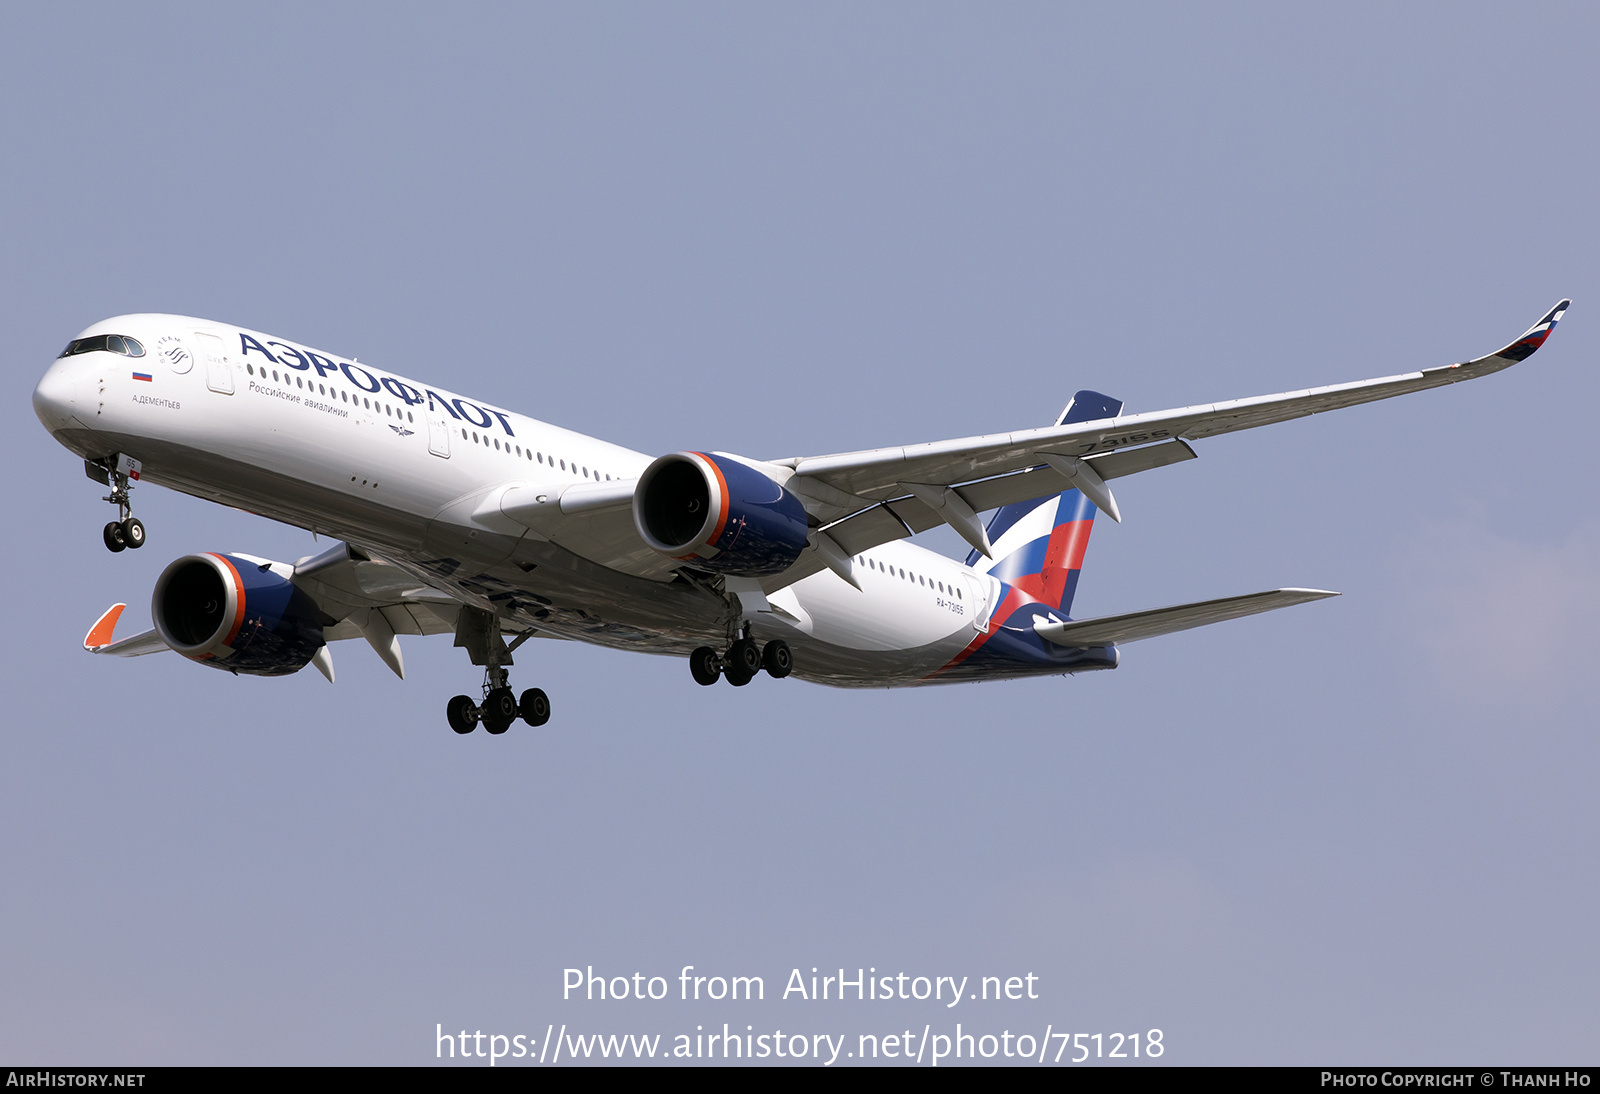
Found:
[84,603,126,650]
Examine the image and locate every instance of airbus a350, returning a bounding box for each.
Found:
[32,300,1568,733]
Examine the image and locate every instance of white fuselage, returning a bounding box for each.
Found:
[35,314,1021,687]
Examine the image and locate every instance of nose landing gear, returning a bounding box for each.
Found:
[102,518,145,552]
[87,456,146,552]
[689,636,793,686]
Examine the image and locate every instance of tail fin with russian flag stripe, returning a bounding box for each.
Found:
[962,389,1122,616]
[970,489,1098,615]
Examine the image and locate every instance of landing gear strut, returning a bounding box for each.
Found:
[688,637,793,686]
[446,607,551,735]
[87,456,145,552]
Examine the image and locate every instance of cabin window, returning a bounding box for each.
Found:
[246,364,254,376]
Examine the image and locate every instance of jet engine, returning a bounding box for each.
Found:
[633,452,809,577]
[152,553,326,675]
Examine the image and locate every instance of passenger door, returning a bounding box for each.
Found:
[427,410,451,458]
[961,570,994,631]
[193,331,233,395]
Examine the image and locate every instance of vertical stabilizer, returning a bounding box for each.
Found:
[971,490,1097,615]
[962,389,1121,616]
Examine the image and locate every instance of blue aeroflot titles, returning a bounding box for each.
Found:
[235,332,520,436]
[34,300,1568,734]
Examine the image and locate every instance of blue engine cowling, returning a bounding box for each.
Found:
[152,553,326,676]
[633,452,809,576]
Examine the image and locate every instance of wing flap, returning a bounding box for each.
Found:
[1034,588,1339,647]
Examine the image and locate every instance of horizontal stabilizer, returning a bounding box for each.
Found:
[1033,588,1339,647]
[83,603,171,657]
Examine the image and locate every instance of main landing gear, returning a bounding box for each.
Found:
[690,637,792,687]
[447,606,550,735]
[446,680,551,735]
[86,456,145,553]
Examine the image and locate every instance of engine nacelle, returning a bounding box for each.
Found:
[152,553,326,676]
[634,452,809,576]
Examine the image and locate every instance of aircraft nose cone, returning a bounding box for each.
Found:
[33,356,79,434]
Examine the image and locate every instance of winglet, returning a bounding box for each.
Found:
[1492,299,1570,362]
[84,604,126,651]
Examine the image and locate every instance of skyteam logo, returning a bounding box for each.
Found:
[156,335,193,375]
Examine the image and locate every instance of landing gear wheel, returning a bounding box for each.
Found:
[762,639,793,678]
[447,695,479,734]
[120,517,145,549]
[689,646,722,686]
[482,687,518,734]
[519,688,550,726]
[728,638,762,677]
[724,666,753,687]
[103,521,127,553]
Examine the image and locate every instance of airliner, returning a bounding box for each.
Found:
[33,300,1568,733]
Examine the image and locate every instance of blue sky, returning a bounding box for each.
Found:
[2,3,1596,1064]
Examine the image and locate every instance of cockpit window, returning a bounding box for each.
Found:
[60,334,145,358]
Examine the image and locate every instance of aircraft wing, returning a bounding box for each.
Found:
[341,302,1568,598]
[778,301,1567,503]
[82,545,469,681]
[288,543,465,679]
[289,542,463,641]
[754,300,1568,590]
[1032,588,1339,647]
[83,604,169,656]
